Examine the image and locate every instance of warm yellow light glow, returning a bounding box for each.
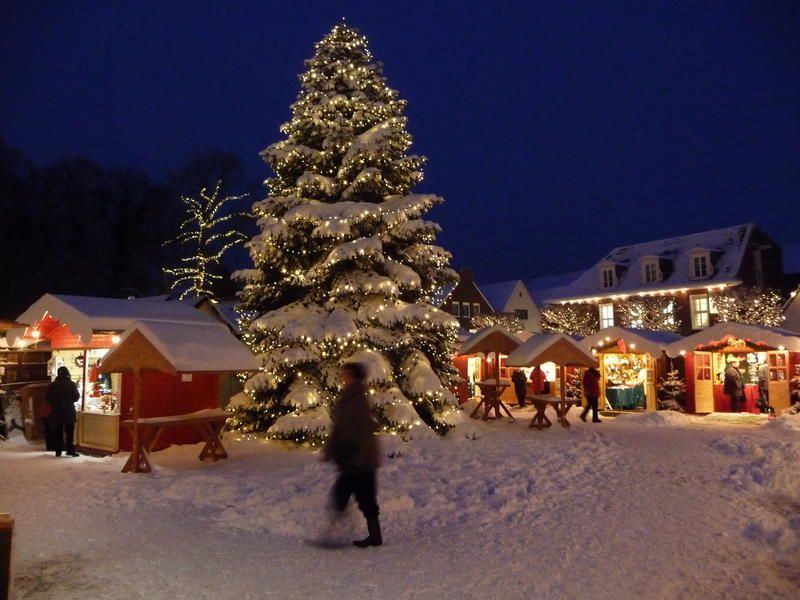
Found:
[112,335,121,345]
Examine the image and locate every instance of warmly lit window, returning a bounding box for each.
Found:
[602,268,615,288]
[472,303,480,316]
[599,303,614,329]
[692,255,709,278]
[515,309,528,320]
[451,302,460,316]
[690,294,710,329]
[461,302,471,318]
[643,262,659,283]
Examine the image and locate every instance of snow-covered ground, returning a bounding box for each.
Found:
[2,408,799,599]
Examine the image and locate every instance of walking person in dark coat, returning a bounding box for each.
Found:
[724,358,745,412]
[46,366,79,457]
[580,366,602,423]
[511,369,528,408]
[323,362,382,548]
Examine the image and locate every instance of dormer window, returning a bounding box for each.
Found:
[688,249,713,280]
[641,259,660,284]
[600,267,615,288]
[693,255,708,278]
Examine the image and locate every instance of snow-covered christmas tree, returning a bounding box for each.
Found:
[232,23,461,443]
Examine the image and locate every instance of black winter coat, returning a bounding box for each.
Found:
[46,375,79,425]
[324,382,379,471]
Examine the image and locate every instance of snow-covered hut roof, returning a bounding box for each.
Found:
[546,224,754,303]
[100,320,258,373]
[478,280,519,312]
[581,327,681,357]
[506,333,597,367]
[457,326,522,356]
[664,322,800,358]
[10,294,218,344]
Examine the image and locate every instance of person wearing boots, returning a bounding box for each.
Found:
[323,362,382,548]
[46,366,79,457]
[580,366,602,423]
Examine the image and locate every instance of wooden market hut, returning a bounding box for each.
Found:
[4,294,235,452]
[665,322,800,414]
[98,319,258,458]
[581,327,682,412]
[506,333,598,424]
[454,326,523,404]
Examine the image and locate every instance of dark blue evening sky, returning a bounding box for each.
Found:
[2,0,799,283]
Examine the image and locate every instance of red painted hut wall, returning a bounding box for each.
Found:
[453,355,469,404]
[118,371,220,451]
[49,323,116,349]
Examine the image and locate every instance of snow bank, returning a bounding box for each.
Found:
[769,411,800,431]
[610,411,694,427]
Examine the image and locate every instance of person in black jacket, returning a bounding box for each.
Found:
[46,366,79,457]
[323,362,382,548]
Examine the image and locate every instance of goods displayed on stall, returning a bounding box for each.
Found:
[665,322,800,414]
[581,327,680,413]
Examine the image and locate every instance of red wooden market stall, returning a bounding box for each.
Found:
[2,294,236,452]
[665,322,800,414]
[99,320,258,472]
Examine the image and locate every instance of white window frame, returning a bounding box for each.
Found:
[690,294,710,329]
[689,251,711,280]
[601,268,615,289]
[642,260,660,284]
[472,303,480,316]
[599,303,614,329]
[451,302,460,316]
[514,308,529,320]
[461,302,471,318]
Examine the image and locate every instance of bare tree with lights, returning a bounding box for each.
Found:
[617,297,680,332]
[231,23,461,443]
[163,180,248,300]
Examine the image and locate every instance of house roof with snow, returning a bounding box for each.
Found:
[546,224,755,303]
[99,320,258,373]
[525,271,584,305]
[506,333,597,368]
[9,294,219,345]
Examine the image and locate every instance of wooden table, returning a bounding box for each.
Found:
[471,382,514,422]
[527,394,580,429]
[120,408,230,473]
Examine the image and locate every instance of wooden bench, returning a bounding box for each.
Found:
[527,395,580,429]
[120,408,230,473]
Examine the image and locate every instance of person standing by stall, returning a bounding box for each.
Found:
[529,365,546,395]
[46,366,79,457]
[323,362,382,548]
[511,369,528,408]
[724,358,745,413]
[580,366,602,423]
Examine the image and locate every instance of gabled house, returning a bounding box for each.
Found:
[542,224,783,335]
[439,268,493,331]
[479,280,541,332]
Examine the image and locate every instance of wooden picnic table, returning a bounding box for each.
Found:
[120,408,230,473]
[471,381,514,422]
[526,394,580,429]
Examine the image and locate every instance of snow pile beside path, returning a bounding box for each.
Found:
[769,410,800,431]
[611,411,694,427]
